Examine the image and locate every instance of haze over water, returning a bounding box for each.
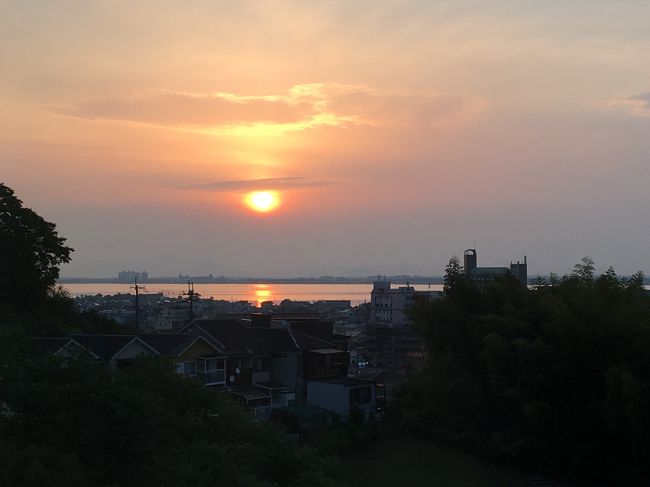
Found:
[63,282,443,306]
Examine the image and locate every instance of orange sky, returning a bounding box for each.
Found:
[2,1,650,277]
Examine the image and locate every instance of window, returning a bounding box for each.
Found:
[205,358,224,371]
[254,357,270,372]
[176,361,197,376]
[349,387,371,404]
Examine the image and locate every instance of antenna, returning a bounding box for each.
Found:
[130,276,146,331]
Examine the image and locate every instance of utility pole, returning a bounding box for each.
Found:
[131,277,145,331]
[183,281,199,321]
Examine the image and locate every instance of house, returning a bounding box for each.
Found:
[137,334,226,386]
[178,320,298,414]
[32,337,99,361]
[35,315,361,423]
[178,318,352,418]
[70,334,158,367]
[35,334,223,384]
[306,378,380,422]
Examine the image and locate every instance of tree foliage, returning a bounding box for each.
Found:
[0,183,73,310]
[0,356,339,487]
[403,259,650,486]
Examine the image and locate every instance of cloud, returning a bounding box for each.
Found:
[181,176,337,192]
[52,83,485,135]
[54,90,315,125]
[314,84,486,129]
[607,92,650,117]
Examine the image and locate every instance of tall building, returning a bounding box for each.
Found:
[358,280,442,369]
[463,249,527,286]
[372,281,411,325]
[117,270,149,283]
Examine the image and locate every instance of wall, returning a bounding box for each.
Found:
[177,339,217,362]
[270,351,298,393]
[307,382,348,417]
[306,381,376,421]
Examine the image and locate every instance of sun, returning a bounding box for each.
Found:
[245,191,280,213]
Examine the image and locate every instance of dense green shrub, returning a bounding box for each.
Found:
[402,257,650,485]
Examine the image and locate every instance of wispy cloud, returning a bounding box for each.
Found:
[606,92,650,117]
[52,83,485,135]
[181,176,337,192]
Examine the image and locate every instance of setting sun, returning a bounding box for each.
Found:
[245,191,280,213]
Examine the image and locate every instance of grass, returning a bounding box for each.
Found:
[343,435,533,487]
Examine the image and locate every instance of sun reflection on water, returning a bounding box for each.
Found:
[254,285,272,307]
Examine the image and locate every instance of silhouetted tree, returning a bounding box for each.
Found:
[0,183,73,310]
[571,256,595,282]
[403,258,650,486]
[443,256,464,292]
[0,357,339,487]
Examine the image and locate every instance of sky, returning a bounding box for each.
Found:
[2,0,650,278]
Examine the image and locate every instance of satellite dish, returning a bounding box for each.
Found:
[229,375,235,383]
[235,368,241,374]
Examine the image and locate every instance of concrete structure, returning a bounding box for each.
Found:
[117,270,149,283]
[306,378,377,422]
[370,280,442,326]
[356,281,442,372]
[463,249,528,286]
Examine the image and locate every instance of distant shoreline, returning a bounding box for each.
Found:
[58,276,445,285]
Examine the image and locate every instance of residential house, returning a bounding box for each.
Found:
[70,334,158,367]
[32,337,99,361]
[178,318,353,419]
[35,334,222,384]
[137,334,226,386]
[306,378,379,422]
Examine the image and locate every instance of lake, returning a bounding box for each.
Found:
[62,283,444,306]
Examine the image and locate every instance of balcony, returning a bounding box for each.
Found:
[199,369,225,385]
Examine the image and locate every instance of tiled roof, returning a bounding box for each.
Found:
[187,319,252,352]
[138,333,212,357]
[186,319,342,355]
[32,337,74,356]
[248,327,298,353]
[70,334,136,361]
[291,330,336,351]
[35,333,211,361]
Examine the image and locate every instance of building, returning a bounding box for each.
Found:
[117,270,149,283]
[356,281,442,372]
[370,280,442,326]
[306,378,378,422]
[463,249,528,286]
[34,314,381,424]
